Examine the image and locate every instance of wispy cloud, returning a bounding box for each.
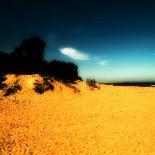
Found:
[59,47,90,60]
[59,47,110,66]
[93,56,110,66]
[98,60,110,66]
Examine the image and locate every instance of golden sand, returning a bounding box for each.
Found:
[0,75,155,154]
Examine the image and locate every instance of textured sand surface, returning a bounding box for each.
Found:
[0,75,155,155]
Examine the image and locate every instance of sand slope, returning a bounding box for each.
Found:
[0,75,155,155]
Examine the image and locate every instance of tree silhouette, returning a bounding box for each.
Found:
[0,36,82,83]
[11,36,46,64]
[45,60,79,83]
[0,51,10,64]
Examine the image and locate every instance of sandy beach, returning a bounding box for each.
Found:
[0,75,155,155]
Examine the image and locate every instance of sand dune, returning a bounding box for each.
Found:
[0,74,155,155]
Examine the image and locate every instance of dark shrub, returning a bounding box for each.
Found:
[45,60,81,83]
[65,83,80,93]
[0,83,7,90]
[43,75,54,83]
[34,83,45,94]
[34,77,54,94]
[11,36,46,65]
[0,52,10,64]
[14,83,22,90]
[0,74,7,90]
[3,83,22,96]
[0,36,81,83]
[86,78,99,89]
[0,74,6,83]
[43,81,54,92]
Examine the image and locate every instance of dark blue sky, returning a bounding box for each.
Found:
[0,0,155,82]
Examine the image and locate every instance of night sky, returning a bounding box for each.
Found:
[0,0,155,82]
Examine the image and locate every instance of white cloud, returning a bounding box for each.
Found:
[59,47,110,66]
[59,47,90,60]
[98,60,109,66]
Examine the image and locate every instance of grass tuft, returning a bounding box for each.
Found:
[34,76,54,94]
[86,78,100,89]
[3,83,22,96]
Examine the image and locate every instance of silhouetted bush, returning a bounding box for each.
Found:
[86,78,100,89]
[34,77,54,94]
[65,83,80,93]
[3,83,22,96]
[0,52,10,64]
[0,83,7,90]
[0,74,7,90]
[44,82,54,91]
[34,83,45,94]
[43,75,54,83]
[0,74,6,83]
[45,60,80,83]
[11,36,46,65]
[0,36,81,83]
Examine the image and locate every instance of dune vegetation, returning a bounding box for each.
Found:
[0,74,155,154]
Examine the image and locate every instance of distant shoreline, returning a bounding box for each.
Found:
[102,82,155,87]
